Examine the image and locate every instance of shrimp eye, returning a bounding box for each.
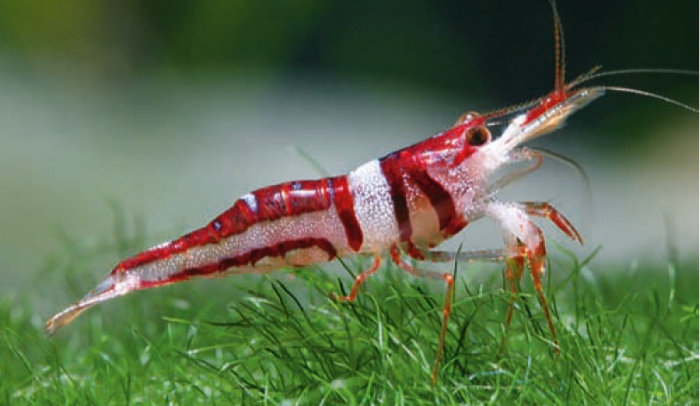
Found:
[465,125,491,146]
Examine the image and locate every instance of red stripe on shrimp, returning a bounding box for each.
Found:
[379,153,413,242]
[118,228,217,272]
[115,179,337,274]
[406,165,459,233]
[328,177,364,251]
[139,237,338,287]
[251,180,332,223]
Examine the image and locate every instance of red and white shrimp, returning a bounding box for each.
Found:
[46,1,695,385]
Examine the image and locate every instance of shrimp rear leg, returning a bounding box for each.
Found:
[411,248,506,264]
[330,257,382,302]
[393,245,507,385]
[330,247,505,302]
[331,244,506,385]
[389,245,454,386]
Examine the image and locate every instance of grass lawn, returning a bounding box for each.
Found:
[1,232,697,404]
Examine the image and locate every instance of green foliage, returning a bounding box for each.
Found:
[1,248,697,404]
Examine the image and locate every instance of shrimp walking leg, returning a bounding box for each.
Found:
[408,248,507,264]
[388,245,453,385]
[400,245,517,382]
[331,257,382,302]
[486,201,564,351]
[504,252,526,339]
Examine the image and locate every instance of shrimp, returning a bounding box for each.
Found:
[46,0,696,385]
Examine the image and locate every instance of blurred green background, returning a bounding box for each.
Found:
[0,0,695,128]
[0,0,696,305]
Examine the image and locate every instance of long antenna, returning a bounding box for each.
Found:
[548,0,566,92]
